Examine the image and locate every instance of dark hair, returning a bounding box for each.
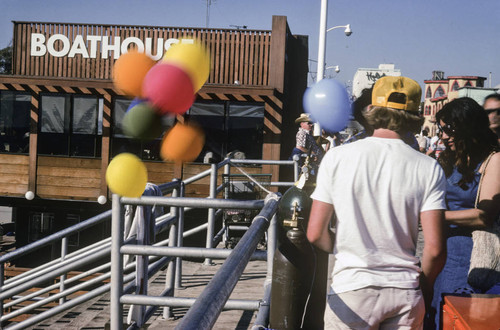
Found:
[436,97,499,183]
[352,88,374,135]
[484,93,500,104]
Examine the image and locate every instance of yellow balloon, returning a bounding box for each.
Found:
[106,153,148,197]
[162,41,210,92]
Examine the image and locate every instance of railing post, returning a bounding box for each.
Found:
[204,162,218,265]
[267,214,278,280]
[0,262,4,325]
[59,237,68,305]
[163,182,179,319]
[110,194,124,330]
[175,182,185,289]
[293,154,300,182]
[224,157,231,199]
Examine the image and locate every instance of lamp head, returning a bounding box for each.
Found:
[344,24,352,36]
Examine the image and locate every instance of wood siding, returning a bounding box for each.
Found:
[0,154,29,196]
[13,21,272,86]
[36,157,101,200]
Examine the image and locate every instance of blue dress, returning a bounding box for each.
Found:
[428,164,481,329]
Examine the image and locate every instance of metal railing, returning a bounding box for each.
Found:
[0,157,298,329]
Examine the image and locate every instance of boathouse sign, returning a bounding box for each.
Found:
[30,33,193,60]
[13,21,274,82]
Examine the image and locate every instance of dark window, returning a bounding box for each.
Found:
[451,81,459,91]
[187,101,265,162]
[0,91,31,154]
[464,80,472,87]
[228,103,264,159]
[188,102,226,162]
[66,214,80,247]
[111,98,174,160]
[29,212,55,243]
[434,86,446,98]
[425,87,432,98]
[38,94,102,157]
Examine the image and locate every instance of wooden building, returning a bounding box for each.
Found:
[0,16,308,262]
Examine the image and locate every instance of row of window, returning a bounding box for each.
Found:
[0,91,265,162]
[424,80,475,99]
[423,104,443,116]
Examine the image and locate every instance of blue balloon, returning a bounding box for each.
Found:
[126,97,148,112]
[303,79,351,133]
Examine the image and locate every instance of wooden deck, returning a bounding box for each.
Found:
[18,255,269,329]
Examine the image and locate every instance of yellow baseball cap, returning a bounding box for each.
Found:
[372,76,422,112]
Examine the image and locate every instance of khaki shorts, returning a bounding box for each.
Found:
[324,286,424,329]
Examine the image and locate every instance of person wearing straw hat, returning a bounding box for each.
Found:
[289,113,324,166]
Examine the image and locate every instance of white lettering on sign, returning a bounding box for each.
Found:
[68,35,89,58]
[29,33,195,60]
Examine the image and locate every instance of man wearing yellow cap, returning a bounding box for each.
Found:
[307,76,447,329]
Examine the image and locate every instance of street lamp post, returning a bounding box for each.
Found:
[314,0,352,135]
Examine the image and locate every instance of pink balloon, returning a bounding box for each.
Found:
[142,63,195,115]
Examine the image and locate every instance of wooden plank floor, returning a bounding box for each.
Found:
[19,256,268,329]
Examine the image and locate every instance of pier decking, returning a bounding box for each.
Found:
[21,258,268,329]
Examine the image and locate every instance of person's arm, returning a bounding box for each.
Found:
[306,199,335,253]
[419,209,447,311]
[446,153,500,229]
[295,129,309,153]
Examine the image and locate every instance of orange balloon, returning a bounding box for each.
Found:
[113,50,156,98]
[161,123,205,162]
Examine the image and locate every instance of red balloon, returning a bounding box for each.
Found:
[142,63,195,115]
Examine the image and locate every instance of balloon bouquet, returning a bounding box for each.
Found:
[106,41,210,198]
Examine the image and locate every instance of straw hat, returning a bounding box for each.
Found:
[295,113,312,124]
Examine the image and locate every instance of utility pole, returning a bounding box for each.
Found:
[206,0,212,28]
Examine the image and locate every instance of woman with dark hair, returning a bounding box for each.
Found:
[428,97,500,329]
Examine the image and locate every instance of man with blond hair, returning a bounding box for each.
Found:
[307,76,447,329]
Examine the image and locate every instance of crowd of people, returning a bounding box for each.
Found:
[293,76,500,329]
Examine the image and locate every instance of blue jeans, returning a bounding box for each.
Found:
[427,235,473,329]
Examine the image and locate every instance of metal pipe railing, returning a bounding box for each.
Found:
[5,256,171,330]
[1,157,296,329]
[252,280,272,330]
[4,236,113,285]
[0,244,111,301]
[121,295,260,311]
[0,210,112,264]
[175,193,281,330]
[205,163,218,265]
[120,246,267,260]
[3,262,110,310]
[2,240,112,291]
[111,194,125,330]
[122,196,265,209]
[2,257,146,322]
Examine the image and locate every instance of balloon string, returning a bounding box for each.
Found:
[231,164,272,195]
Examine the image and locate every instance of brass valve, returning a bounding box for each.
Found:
[283,201,301,228]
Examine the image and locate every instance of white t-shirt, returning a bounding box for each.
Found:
[311,137,446,293]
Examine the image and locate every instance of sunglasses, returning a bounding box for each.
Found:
[485,107,500,115]
[437,122,456,136]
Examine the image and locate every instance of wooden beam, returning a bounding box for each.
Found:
[28,93,39,194]
[269,16,287,93]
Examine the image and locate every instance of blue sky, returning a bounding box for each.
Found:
[2,0,499,90]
